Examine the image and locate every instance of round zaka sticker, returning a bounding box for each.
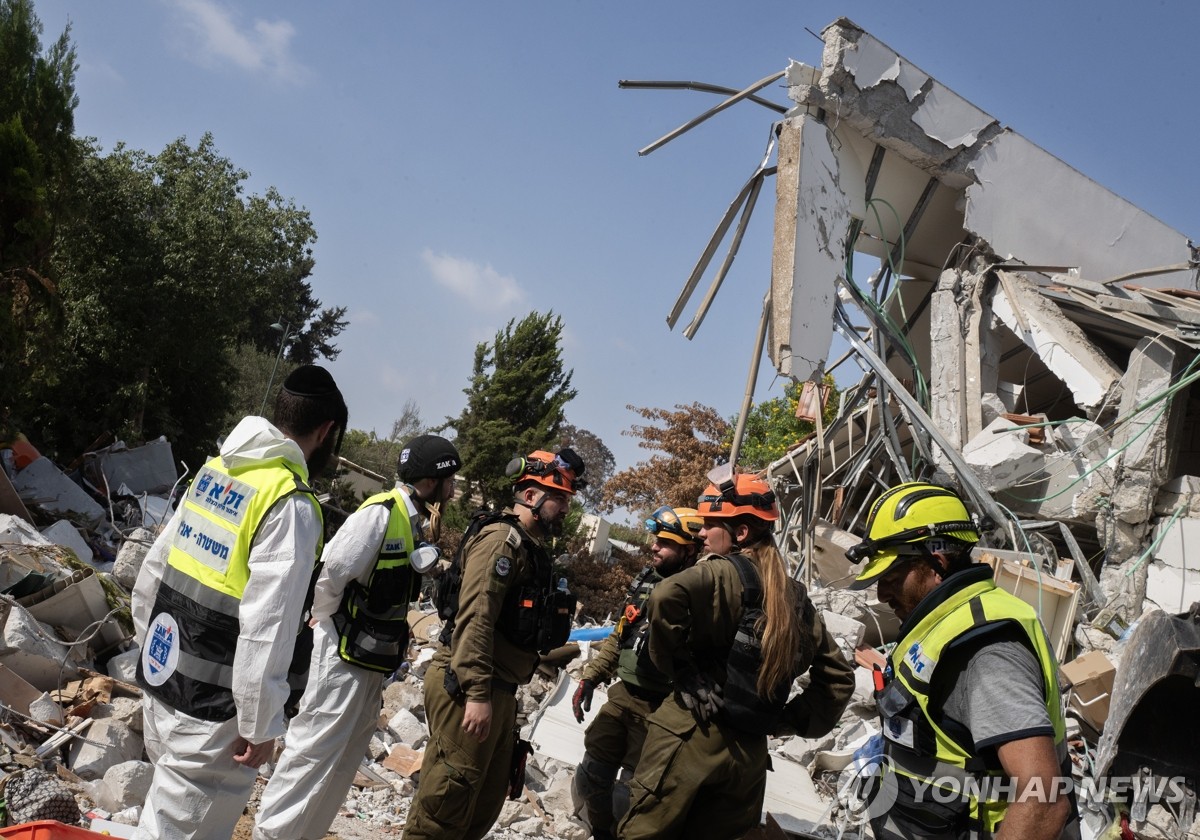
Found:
[142,611,181,686]
[495,556,512,577]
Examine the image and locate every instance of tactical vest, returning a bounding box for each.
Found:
[720,554,816,735]
[875,567,1069,839]
[138,454,322,721]
[437,509,574,654]
[331,488,418,673]
[617,567,671,695]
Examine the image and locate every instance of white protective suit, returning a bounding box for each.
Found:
[131,417,321,840]
[253,485,423,840]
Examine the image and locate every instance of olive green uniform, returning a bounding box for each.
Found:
[577,569,671,836]
[405,509,542,840]
[617,556,855,840]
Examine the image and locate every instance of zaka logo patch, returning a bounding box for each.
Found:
[142,612,181,686]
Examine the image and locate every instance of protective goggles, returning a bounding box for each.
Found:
[644,506,691,540]
[698,481,776,512]
[522,455,580,488]
[844,520,977,563]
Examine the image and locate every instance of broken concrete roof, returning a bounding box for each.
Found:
[768,18,1196,381]
[809,18,1192,279]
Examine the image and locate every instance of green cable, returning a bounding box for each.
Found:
[994,499,1044,620]
[1007,353,1200,503]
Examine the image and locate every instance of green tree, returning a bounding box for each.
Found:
[447,311,576,507]
[34,134,345,465]
[559,422,614,512]
[0,0,78,421]
[602,402,730,515]
[732,376,840,471]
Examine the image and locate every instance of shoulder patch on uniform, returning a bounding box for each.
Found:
[495,556,512,577]
[504,525,521,549]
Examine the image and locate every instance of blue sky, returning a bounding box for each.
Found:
[33,0,1200,486]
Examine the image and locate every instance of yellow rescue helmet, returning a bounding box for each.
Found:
[644,506,704,545]
[847,482,980,590]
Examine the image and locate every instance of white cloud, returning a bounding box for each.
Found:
[348,307,381,327]
[421,249,524,309]
[170,0,308,83]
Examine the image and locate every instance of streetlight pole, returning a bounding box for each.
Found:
[259,320,292,417]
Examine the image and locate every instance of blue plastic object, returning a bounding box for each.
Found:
[568,626,614,641]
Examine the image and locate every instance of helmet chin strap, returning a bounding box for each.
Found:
[527,492,563,538]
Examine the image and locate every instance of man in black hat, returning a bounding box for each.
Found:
[132,365,348,840]
[254,433,462,840]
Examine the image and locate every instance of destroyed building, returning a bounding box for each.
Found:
[2,16,1199,840]
[644,16,1200,839]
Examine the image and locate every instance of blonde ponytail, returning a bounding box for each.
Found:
[742,533,801,698]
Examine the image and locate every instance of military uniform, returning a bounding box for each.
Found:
[576,567,672,837]
[617,555,855,840]
[404,508,544,840]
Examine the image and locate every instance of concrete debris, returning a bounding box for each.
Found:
[641,15,1200,837]
[112,528,155,590]
[91,760,154,812]
[10,455,108,528]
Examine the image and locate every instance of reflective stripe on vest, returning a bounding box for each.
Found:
[332,488,417,673]
[882,575,1066,836]
[138,454,320,721]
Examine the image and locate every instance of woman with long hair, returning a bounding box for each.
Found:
[616,474,855,840]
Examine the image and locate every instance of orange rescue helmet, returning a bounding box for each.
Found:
[697,474,778,521]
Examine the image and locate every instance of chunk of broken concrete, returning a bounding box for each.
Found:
[91,759,154,811]
[113,528,156,590]
[106,647,140,684]
[0,601,85,689]
[40,520,93,565]
[68,718,144,780]
[386,707,427,748]
[963,416,1045,493]
[28,691,65,726]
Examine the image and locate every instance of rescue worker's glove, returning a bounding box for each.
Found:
[572,679,595,723]
[675,669,723,724]
[508,736,535,800]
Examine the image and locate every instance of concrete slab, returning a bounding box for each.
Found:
[992,273,1121,414]
[1146,517,1200,614]
[11,456,106,527]
[799,19,1194,288]
[769,114,848,380]
[40,520,93,564]
[86,437,178,496]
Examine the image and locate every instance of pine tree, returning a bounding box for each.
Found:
[448,311,577,507]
